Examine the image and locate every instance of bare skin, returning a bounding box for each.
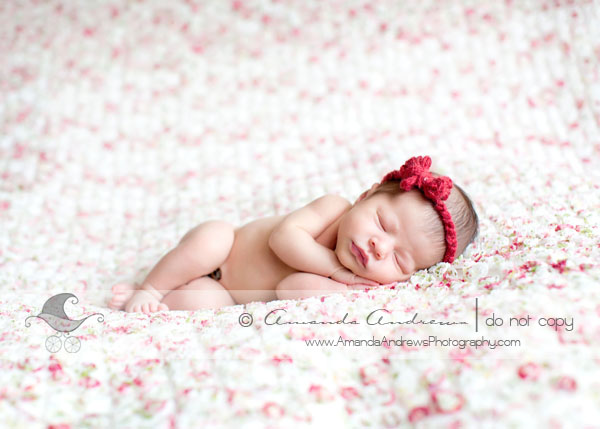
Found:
[109,185,443,313]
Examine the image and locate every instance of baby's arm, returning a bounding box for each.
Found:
[269,194,376,287]
[276,272,371,301]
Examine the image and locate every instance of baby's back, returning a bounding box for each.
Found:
[219,214,300,304]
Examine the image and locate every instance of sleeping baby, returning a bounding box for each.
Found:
[108,155,479,313]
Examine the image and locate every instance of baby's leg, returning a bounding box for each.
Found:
[275,272,351,301]
[124,220,234,313]
[161,276,236,310]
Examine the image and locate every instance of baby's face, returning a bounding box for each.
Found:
[335,187,442,284]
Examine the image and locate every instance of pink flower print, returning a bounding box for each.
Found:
[550,259,567,273]
[48,362,63,380]
[262,401,285,418]
[308,384,333,402]
[431,390,465,414]
[79,377,100,388]
[408,406,431,422]
[271,354,293,365]
[340,386,360,400]
[555,376,577,391]
[382,388,396,406]
[517,362,541,381]
[449,348,473,367]
[359,363,386,386]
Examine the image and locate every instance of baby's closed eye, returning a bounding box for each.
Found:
[376,212,387,231]
[376,212,402,269]
[394,253,402,268]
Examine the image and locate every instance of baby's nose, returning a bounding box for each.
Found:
[369,237,391,260]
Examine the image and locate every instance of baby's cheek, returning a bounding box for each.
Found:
[390,271,413,283]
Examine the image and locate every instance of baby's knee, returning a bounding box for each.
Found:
[179,220,234,259]
[275,273,303,300]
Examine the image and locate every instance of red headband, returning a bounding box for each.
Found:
[380,155,457,263]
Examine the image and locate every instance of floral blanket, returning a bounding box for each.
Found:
[2,0,599,427]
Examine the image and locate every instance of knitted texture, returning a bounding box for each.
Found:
[380,155,458,263]
[2,0,599,427]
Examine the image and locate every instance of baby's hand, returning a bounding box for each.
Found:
[328,267,380,287]
[346,283,380,291]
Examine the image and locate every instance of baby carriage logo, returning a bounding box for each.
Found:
[24,293,104,353]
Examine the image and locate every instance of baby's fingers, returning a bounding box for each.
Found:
[347,283,377,291]
[353,276,379,286]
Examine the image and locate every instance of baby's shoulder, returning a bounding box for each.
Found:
[270,194,350,241]
[307,193,352,214]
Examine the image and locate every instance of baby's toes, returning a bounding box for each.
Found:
[149,302,158,312]
[127,303,141,313]
[142,303,151,314]
[158,303,169,312]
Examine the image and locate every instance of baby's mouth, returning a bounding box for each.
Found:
[351,241,368,268]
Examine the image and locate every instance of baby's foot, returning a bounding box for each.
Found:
[124,283,169,314]
[108,282,137,310]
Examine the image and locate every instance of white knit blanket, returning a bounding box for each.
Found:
[2,0,599,427]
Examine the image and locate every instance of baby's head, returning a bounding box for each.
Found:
[335,156,479,284]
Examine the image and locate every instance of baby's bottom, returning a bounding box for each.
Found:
[161,275,235,310]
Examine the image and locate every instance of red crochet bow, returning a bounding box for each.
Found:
[381,156,452,202]
[380,155,457,263]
